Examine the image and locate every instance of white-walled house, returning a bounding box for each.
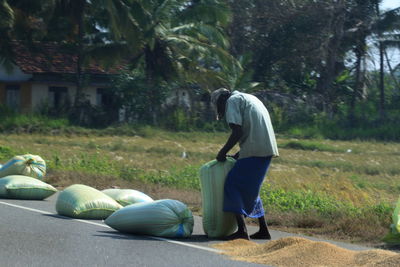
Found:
[0,42,118,113]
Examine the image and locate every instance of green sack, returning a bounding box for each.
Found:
[199,159,237,238]
[0,175,57,200]
[102,188,154,206]
[0,154,46,180]
[392,197,400,234]
[383,196,400,245]
[56,184,122,219]
[105,199,194,238]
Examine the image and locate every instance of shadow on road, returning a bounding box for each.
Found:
[94,230,224,244]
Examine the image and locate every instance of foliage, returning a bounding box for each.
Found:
[112,71,170,124]
[0,0,400,139]
[0,145,17,161]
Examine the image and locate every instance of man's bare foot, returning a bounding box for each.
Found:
[250,231,271,240]
[224,231,250,240]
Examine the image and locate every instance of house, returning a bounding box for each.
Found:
[0,42,120,113]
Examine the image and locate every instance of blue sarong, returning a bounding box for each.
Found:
[223,156,272,218]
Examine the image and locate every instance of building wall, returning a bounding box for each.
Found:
[31,83,50,109]
[0,64,32,82]
[31,83,102,111]
[20,83,32,113]
[0,83,5,104]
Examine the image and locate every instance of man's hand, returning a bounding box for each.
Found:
[216,123,242,163]
[216,150,227,162]
[227,152,239,160]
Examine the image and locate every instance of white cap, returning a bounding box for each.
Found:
[210,88,230,106]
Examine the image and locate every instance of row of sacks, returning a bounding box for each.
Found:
[0,173,194,238]
[56,184,194,238]
[0,153,239,239]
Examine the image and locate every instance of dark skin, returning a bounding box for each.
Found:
[216,92,271,240]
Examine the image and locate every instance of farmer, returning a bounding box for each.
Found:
[210,88,279,240]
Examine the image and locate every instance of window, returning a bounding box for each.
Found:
[48,87,68,108]
[6,84,20,111]
[96,88,112,107]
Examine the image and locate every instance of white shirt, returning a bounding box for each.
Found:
[225,91,279,159]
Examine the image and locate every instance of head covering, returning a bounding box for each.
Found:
[210,88,230,106]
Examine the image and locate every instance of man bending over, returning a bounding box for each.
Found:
[211,88,279,240]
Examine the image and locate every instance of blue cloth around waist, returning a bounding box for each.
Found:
[223,156,272,218]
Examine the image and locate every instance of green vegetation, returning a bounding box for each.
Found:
[279,140,344,153]
[1,1,400,137]
[1,130,399,245]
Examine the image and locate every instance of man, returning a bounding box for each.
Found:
[210,88,279,240]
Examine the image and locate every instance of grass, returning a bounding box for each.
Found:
[0,131,399,246]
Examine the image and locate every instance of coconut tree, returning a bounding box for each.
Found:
[371,4,400,120]
[104,0,236,123]
[0,0,56,71]
[0,0,14,70]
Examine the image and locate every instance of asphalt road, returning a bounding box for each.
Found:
[0,193,371,267]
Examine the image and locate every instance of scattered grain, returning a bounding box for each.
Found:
[213,237,400,267]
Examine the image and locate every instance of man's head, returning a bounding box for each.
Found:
[210,88,231,120]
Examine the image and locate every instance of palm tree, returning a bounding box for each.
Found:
[106,0,235,123]
[372,4,400,120]
[0,0,14,71]
[0,0,55,71]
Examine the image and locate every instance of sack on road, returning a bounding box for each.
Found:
[102,188,154,206]
[105,199,194,238]
[392,196,400,234]
[0,154,46,180]
[0,175,57,200]
[200,159,237,238]
[56,184,122,219]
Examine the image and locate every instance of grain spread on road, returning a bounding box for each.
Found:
[213,237,400,267]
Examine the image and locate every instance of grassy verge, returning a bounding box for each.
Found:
[0,131,399,246]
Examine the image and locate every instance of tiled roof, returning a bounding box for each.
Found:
[12,42,124,75]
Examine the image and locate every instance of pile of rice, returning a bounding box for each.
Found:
[213,237,400,267]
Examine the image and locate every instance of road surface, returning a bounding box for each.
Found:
[0,194,371,267]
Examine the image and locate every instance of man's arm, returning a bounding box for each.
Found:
[216,123,242,162]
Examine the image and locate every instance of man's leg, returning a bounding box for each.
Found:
[224,214,249,240]
[250,216,271,240]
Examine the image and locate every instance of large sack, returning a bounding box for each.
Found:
[0,175,57,200]
[102,188,154,206]
[105,199,194,238]
[0,154,46,180]
[56,184,122,219]
[199,159,237,238]
[392,197,400,234]
[383,197,400,245]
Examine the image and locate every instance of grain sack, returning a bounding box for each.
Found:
[383,196,400,245]
[0,154,46,180]
[200,159,237,238]
[105,199,194,238]
[0,175,57,200]
[392,196,400,234]
[56,184,122,219]
[102,188,154,206]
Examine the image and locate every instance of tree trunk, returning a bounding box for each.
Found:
[375,2,386,121]
[349,47,363,125]
[74,10,84,107]
[316,0,346,115]
[384,49,400,99]
[378,41,386,121]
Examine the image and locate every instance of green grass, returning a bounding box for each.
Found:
[0,146,18,161]
[279,140,344,153]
